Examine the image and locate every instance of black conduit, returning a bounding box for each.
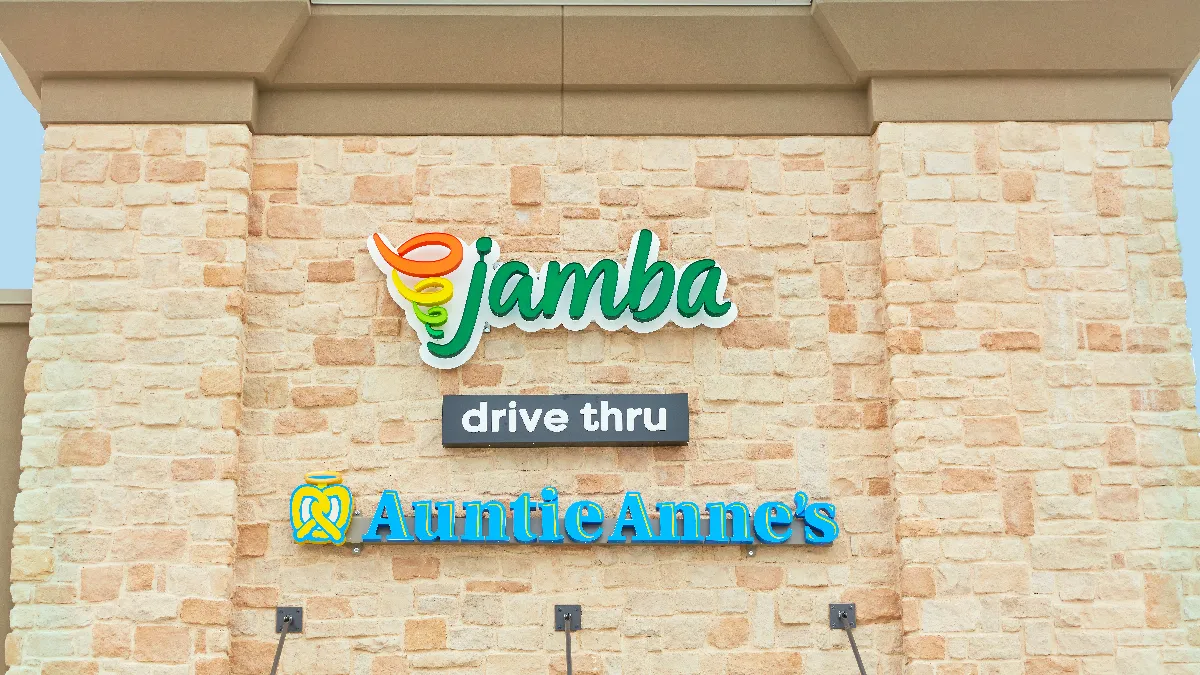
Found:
[563,611,574,675]
[269,615,293,675]
[837,609,868,675]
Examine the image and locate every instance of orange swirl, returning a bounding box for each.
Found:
[374,232,465,339]
[373,232,462,278]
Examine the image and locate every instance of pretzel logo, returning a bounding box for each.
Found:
[290,472,353,545]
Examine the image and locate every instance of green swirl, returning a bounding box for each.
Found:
[413,302,448,339]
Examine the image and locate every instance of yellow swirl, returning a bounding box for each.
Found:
[391,271,454,338]
[392,271,454,307]
[376,233,463,339]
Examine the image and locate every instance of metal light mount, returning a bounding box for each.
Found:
[829,603,856,629]
[276,606,303,633]
[554,604,582,631]
[829,603,867,675]
[270,607,303,675]
[554,605,582,675]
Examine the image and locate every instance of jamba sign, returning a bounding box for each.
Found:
[369,230,738,369]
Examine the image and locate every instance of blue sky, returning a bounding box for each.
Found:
[0,64,38,288]
[1177,76,1200,409]
[2,63,1200,388]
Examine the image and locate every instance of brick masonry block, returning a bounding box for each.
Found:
[15,124,1200,675]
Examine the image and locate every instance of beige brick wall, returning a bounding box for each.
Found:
[877,122,1198,675]
[10,123,1199,675]
[13,126,249,673]
[236,134,895,675]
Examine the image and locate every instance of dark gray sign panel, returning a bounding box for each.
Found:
[442,394,688,447]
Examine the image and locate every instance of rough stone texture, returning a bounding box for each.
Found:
[14,125,248,672]
[12,124,1200,675]
[879,122,1199,675]
[239,134,895,675]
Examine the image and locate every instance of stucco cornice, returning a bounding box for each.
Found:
[1,0,1198,134]
[0,37,38,111]
[0,0,310,87]
[814,0,1200,88]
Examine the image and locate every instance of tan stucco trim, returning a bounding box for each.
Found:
[0,0,309,91]
[0,307,31,325]
[2,0,1199,133]
[0,38,38,112]
[41,80,257,126]
[0,289,29,668]
[562,7,851,88]
[257,90,562,135]
[259,89,867,136]
[40,77,1183,135]
[262,2,315,83]
[813,0,1200,82]
[0,290,31,326]
[564,90,868,136]
[870,76,1175,125]
[1179,52,1200,96]
[0,290,32,304]
[274,5,562,88]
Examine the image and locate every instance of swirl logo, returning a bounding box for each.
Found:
[371,232,464,339]
[367,228,736,370]
[290,472,353,545]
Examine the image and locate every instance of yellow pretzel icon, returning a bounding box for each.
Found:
[290,472,353,545]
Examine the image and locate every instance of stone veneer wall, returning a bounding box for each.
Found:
[7,123,1198,675]
[877,124,1198,675]
[13,126,250,671]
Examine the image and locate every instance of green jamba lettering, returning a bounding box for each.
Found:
[426,230,733,365]
[677,259,733,319]
[538,260,626,321]
[624,229,675,322]
[489,261,541,321]
[427,238,491,360]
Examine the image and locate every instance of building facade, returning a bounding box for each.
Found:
[2,1,1200,673]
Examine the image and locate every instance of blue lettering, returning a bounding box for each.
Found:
[413,500,458,542]
[656,501,702,543]
[538,487,564,543]
[803,503,839,545]
[753,501,793,544]
[462,500,508,542]
[611,492,655,542]
[564,501,605,543]
[511,493,538,543]
[361,490,412,542]
[726,502,753,544]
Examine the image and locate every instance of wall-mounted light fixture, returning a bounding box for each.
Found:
[554,605,583,675]
[829,603,867,675]
[270,607,303,675]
